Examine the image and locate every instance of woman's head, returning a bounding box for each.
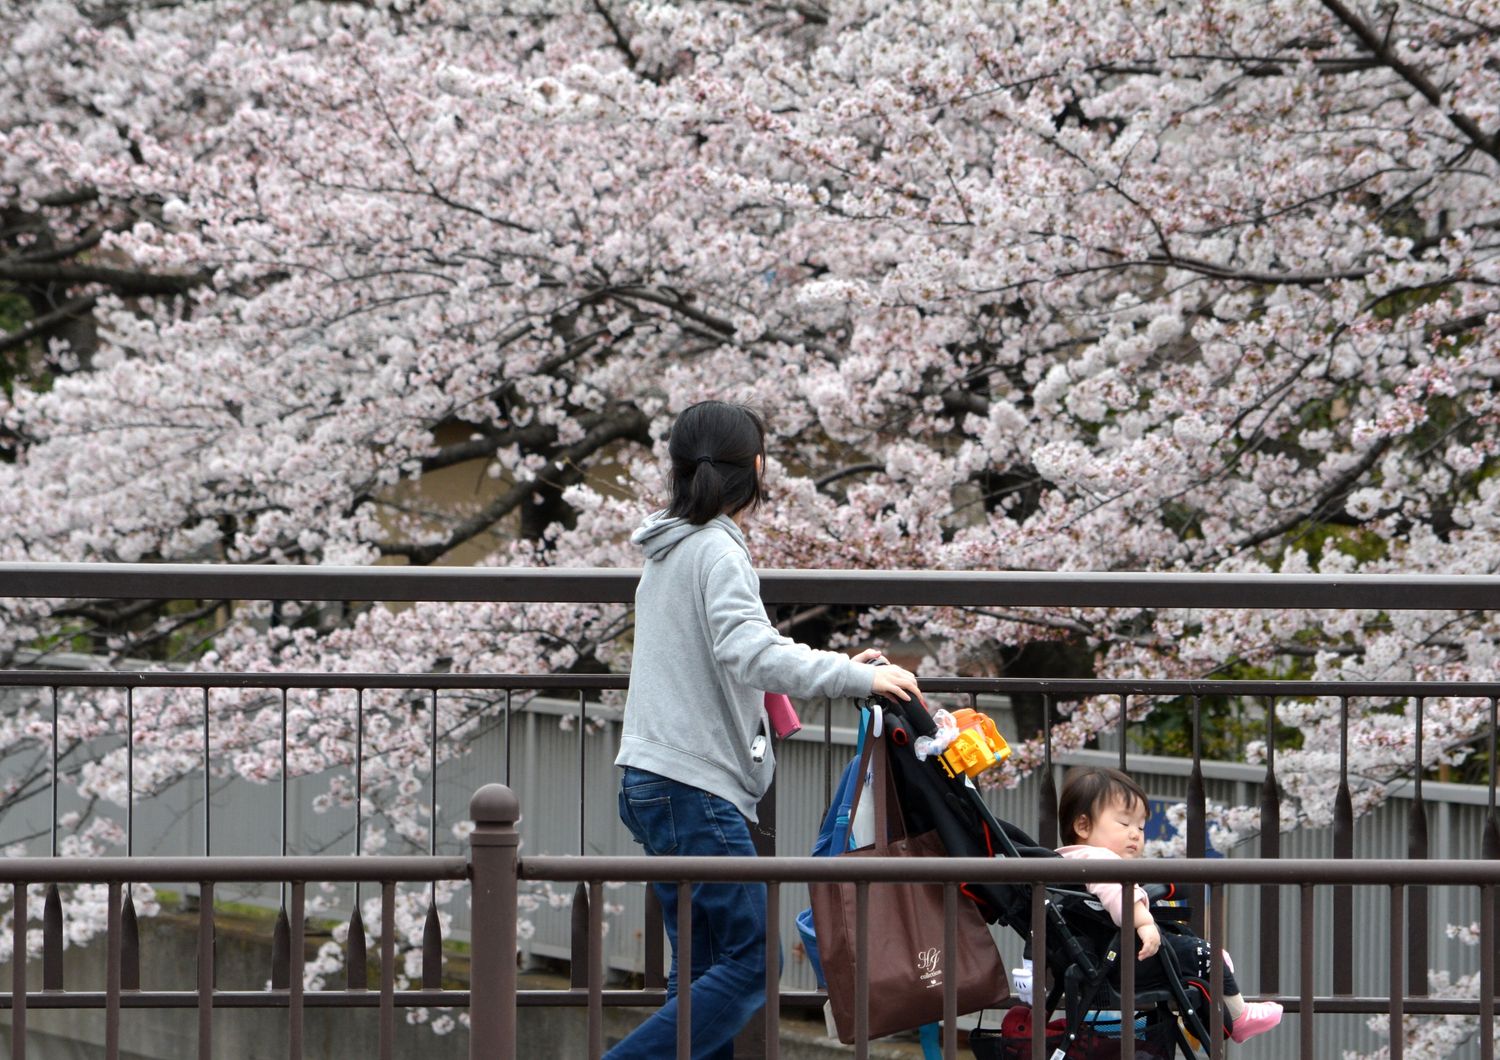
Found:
[1058,766,1150,855]
[665,400,767,525]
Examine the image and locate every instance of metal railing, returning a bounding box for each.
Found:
[4,788,1499,1060]
[525,848,1500,1060]
[1,850,477,1059]
[0,784,527,1056]
[2,563,1499,1060]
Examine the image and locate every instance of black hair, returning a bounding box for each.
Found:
[1057,766,1150,845]
[664,400,767,525]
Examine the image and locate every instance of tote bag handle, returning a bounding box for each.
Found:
[844,705,911,855]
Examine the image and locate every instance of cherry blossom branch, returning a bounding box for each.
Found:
[589,0,640,75]
[377,407,649,563]
[1120,251,1374,287]
[1234,440,1392,551]
[1321,0,1500,167]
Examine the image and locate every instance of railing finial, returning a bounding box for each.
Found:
[469,783,520,827]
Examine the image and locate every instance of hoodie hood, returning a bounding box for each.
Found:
[632,511,747,562]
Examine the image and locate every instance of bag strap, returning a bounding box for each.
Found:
[844,705,913,856]
[872,727,892,854]
[843,713,880,849]
[874,731,916,849]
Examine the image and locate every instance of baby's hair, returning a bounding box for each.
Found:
[1057,766,1150,845]
[665,400,767,525]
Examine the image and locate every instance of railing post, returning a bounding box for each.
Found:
[469,783,521,1060]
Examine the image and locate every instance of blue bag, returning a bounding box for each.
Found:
[797,714,869,986]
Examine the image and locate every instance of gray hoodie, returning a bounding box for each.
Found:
[615,512,876,821]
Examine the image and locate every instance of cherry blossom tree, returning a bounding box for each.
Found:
[2,0,1498,1050]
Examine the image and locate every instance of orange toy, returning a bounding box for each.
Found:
[938,707,1010,779]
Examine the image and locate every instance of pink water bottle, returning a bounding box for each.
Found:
[764,692,802,740]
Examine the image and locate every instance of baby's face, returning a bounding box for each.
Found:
[1076,795,1147,858]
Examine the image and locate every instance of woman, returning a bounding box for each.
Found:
[609,400,922,1058]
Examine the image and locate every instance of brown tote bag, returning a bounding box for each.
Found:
[809,726,1008,1044]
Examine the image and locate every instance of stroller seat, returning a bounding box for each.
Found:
[1046,888,1212,1059]
[860,695,1214,1060]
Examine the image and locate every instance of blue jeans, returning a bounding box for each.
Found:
[605,768,767,1060]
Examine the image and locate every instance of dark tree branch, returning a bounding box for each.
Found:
[418,421,560,476]
[1094,55,1385,77]
[15,230,105,265]
[0,261,209,297]
[1438,310,1497,337]
[774,604,831,634]
[0,295,98,354]
[1321,0,1500,166]
[1129,252,1372,286]
[114,601,225,657]
[962,606,1112,639]
[591,0,639,73]
[1234,439,1392,550]
[940,389,991,418]
[815,463,885,490]
[419,407,650,478]
[34,187,100,208]
[601,284,835,356]
[379,406,650,564]
[605,284,736,337]
[51,596,169,626]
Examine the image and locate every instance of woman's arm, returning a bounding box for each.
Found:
[703,551,877,699]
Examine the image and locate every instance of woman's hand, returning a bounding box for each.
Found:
[868,662,924,706]
[850,648,924,705]
[1136,921,1161,960]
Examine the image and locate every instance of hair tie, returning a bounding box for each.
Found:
[695,456,715,465]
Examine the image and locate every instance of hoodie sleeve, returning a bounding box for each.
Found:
[703,550,876,700]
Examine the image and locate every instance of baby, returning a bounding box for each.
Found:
[1056,766,1282,1044]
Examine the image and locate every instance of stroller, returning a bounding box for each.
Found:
[854,694,1215,1060]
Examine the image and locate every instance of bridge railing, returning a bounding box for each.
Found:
[1,563,1498,1060]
